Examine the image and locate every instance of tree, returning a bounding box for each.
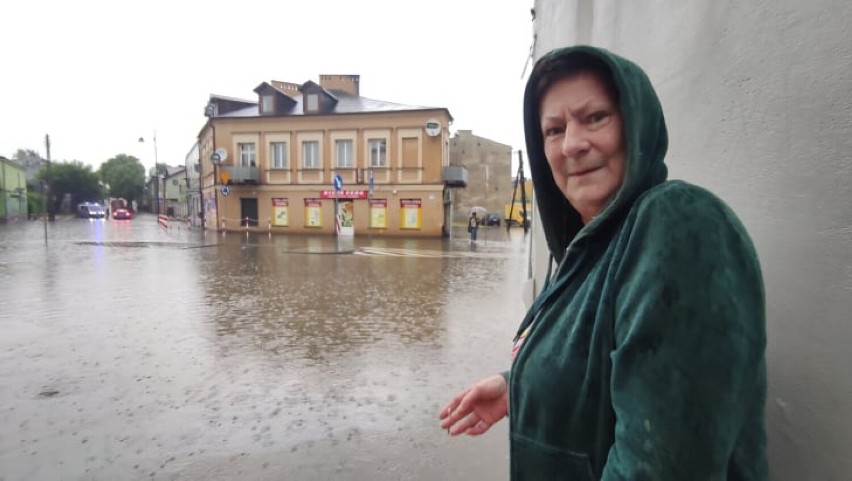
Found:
[99,154,145,203]
[13,149,41,161]
[37,161,102,213]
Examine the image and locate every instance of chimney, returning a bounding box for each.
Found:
[319,74,360,96]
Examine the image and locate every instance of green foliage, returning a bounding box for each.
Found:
[27,191,45,216]
[37,161,102,212]
[99,154,145,202]
[13,148,41,161]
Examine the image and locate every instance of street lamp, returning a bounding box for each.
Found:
[139,130,160,215]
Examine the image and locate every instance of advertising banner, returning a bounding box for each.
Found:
[369,199,387,228]
[304,198,322,227]
[272,198,289,226]
[400,198,422,230]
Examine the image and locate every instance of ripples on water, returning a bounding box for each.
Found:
[0,218,528,480]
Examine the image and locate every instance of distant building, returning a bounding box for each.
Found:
[0,156,27,222]
[183,143,201,226]
[198,74,455,236]
[145,165,184,215]
[449,130,513,222]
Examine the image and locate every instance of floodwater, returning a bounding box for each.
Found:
[0,215,530,480]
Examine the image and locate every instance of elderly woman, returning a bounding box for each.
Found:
[440,46,768,480]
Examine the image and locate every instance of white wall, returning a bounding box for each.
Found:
[529,1,852,479]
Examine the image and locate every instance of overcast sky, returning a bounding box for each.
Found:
[1,0,534,174]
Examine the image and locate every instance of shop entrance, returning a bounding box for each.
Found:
[240,197,258,226]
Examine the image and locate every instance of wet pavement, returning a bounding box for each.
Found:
[0,214,530,480]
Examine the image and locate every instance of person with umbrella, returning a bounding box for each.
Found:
[467,211,479,243]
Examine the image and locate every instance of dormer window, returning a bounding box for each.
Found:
[306,94,319,112]
[260,95,274,114]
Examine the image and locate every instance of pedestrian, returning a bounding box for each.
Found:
[468,212,479,243]
[439,45,768,480]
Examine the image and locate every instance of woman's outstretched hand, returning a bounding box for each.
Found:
[439,374,508,436]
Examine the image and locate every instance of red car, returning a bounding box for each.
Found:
[112,208,133,220]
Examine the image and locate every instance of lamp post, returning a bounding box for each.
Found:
[152,175,159,215]
[139,130,159,214]
[160,174,166,216]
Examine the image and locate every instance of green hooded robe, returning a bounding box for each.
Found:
[508,46,768,480]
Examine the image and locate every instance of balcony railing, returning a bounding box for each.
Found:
[222,165,260,184]
[442,165,468,187]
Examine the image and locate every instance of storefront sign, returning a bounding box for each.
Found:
[320,190,368,199]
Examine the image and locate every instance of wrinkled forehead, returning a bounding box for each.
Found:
[534,53,619,114]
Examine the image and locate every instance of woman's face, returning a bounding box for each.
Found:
[539,72,626,224]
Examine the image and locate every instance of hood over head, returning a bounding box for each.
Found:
[523,46,668,263]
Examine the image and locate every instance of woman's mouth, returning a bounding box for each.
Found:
[568,166,601,177]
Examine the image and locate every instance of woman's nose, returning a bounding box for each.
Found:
[560,124,590,158]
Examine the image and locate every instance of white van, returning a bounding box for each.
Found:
[77,203,106,219]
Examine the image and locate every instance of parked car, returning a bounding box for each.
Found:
[112,208,133,220]
[483,213,501,226]
[77,202,105,219]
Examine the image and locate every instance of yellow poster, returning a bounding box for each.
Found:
[304,198,322,227]
[272,198,289,226]
[399,198,422,229]
[369,199,387,228]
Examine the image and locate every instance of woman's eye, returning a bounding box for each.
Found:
[586,111,610,126]
[543,127,563,137]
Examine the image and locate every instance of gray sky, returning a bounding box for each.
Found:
[1,0,534,175]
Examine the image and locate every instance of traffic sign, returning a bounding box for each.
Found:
[333,174,343,191]
[221,186,231,196]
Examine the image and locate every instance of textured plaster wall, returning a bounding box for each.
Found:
[449,130,513,221]
[530,1,852,479]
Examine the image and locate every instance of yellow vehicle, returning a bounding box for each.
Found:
[504,202,532,227]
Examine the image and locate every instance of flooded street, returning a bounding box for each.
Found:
[0,215,530,480]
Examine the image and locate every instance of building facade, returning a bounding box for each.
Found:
[163,166,185,218]
[198,75,455,237]
[448,130,512,223]
[0,156,27,222]
[182,143,202,226]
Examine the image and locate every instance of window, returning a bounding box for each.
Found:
[303,141,319,169]
[335,140,354,168]
[238,143,256,167]
[306,94,319,112]
[271,142,288,169]
[261,95,274,114]
[369,139,387,167]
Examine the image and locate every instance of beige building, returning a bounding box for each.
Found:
[448,130,512,223]
[198,75,456,237]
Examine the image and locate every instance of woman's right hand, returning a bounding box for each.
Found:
[439,374,508,436]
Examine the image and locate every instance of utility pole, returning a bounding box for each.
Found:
[519,150,529,234]
[507,150,530,234]
[43,134,51,244]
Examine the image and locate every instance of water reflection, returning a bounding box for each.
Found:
[200,234,457,363]
[0,218,527,480]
